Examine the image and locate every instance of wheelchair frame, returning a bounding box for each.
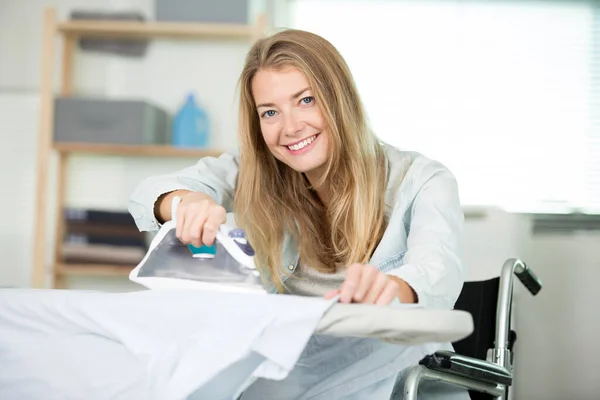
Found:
[403,258,543,400]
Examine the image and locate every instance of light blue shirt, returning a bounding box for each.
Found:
[129,142,465,309]
[128,142,468,399]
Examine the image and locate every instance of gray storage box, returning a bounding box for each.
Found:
[70,11,149,58]
[54,97,171,145]
[155,0,249,24]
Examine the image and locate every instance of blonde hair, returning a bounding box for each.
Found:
[234,29,388,290]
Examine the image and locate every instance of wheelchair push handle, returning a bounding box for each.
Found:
[515,264,542,295]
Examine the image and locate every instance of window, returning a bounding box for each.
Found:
[289,0,599,213]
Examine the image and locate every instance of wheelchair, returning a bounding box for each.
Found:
[401,258,543,400]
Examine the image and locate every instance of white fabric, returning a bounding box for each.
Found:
[0,288,336,400]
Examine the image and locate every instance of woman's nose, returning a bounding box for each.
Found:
[282,112,303,137]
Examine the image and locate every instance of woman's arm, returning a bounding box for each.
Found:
[327,160,463,307]
[386,166,464,309]
[128,150,240,232]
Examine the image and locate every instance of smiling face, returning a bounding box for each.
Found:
[252,67,330,183]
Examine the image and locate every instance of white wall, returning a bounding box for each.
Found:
[0,93,41,288]
[461,208,600,400]
[461,207,532,282]
[515,231,600,400]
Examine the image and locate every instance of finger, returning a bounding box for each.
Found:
[175,205,187,242]
[364,273,389,304]
[324,289,340,300]
[340,264,362,303]
[182,202,209,246]
[375,280,400,306]
[202,206,226,246]
[187,211,209,248]
[353,265,378,302]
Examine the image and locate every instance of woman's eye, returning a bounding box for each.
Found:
[301,96,314,105]
[262,110,276,118]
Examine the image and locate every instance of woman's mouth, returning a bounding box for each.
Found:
[284,133,320,154]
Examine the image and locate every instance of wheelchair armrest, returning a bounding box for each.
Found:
[419,350,512,386]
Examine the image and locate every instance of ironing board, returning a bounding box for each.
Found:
[0,287,473,400]
[0,287,472,347]
[317,303,473,345]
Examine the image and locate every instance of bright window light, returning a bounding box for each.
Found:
[289,0,598,213]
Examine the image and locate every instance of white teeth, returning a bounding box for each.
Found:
[287,135,316,151]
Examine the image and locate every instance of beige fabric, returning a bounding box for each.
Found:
[315,303,473,346]
[283,262,346,297]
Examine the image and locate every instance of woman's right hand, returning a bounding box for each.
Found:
[174,192,227,247]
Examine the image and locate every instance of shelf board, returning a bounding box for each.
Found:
[54,142,223,158]
[57,20,256,40]
[57,263,133,277]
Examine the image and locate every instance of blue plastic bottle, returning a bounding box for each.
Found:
[172,93,210,147]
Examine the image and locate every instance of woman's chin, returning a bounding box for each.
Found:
[285,158,319,172]
[273,151,327,178]
[298,163,328,182]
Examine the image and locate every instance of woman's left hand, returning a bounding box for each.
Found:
[324,263,405,305]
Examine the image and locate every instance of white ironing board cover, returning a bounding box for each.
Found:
[319,303,473,345]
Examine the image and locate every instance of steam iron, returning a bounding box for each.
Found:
[129,196,266,294]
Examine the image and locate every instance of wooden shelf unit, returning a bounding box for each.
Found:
[57,20,258,40]
[54,142,224,158]
[33,8,265,288]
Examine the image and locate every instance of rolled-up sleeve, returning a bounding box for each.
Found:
[387,168,464,310]
[128,150,240,232]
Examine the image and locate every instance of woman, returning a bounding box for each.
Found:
[129,29,467,399]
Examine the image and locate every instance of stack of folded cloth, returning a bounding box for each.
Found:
[61,208,147,266]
